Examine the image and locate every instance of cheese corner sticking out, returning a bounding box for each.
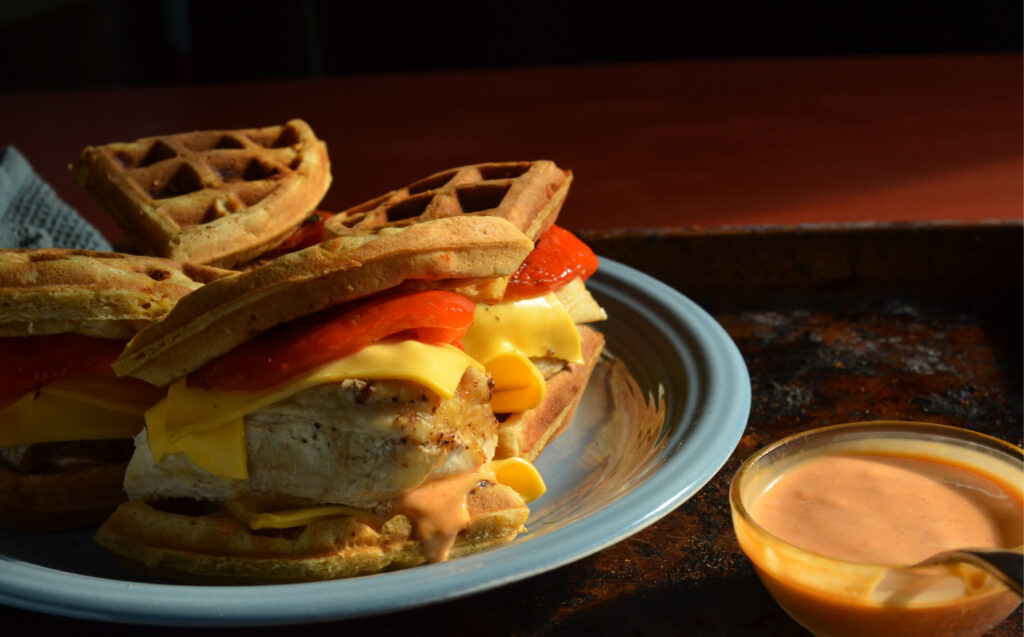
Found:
[461,293,581,413]
[486,349,546,413]
[492,457,547,502]
[146,398,249,480]
[462,293,583,367]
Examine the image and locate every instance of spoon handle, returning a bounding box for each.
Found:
[918,549,1023,596]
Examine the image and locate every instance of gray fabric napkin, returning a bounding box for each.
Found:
[0,146,112,251]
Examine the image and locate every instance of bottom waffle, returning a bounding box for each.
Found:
[0,461,129,532]
[94,482,529,584]
[496,325,606,462]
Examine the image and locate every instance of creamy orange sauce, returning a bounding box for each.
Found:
[394,469,489,563]
[751,453,1023,564]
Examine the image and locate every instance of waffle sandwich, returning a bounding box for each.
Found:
[95,216,544,582]
[94,157,606,582]
[0,249,226,531]
[70,119,331,270]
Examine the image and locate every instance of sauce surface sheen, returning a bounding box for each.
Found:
[751,452,1023,564]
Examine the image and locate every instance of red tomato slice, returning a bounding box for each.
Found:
[0,334,124,408]
[504,225,599,299]
[260,211,333,259]
[188,290,477,392]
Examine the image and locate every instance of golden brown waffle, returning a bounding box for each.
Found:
[0,459,129,532]
[323,160,571,242]
[71,119,331,269]
[94,482,529,583]
[0,248,229,339]
[0,249,229,532]
[113,216,535,386]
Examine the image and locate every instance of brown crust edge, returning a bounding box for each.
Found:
[0,462,128,532]
[93,482,529,584]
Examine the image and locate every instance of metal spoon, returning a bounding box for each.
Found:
[915,548,1023,596]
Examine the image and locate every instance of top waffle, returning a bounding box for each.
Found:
[71,119,331,270]
[323,161,571,242]
[0,249,229,340]
[112,216,535,386]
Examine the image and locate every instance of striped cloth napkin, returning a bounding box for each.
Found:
[0,146,111,251]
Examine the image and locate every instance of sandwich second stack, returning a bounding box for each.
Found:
[0,249,226,531]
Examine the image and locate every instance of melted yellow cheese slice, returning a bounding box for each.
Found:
[462,293,582,413]
[463,293,583,365]
[0,375,162,446]
[156,341,483,443]
[224,458,546,533]
[146,399,249,479]
[225,499,379,529]
[492,456,547,502]
[143,341,482,479]
[486,349,546,413]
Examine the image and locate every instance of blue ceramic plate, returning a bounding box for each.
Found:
[0,258,750,626]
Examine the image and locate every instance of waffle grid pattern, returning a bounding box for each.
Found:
[102,124,305,231]
[326,160,571,241]
[72,119,331,268]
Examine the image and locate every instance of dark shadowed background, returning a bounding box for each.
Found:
[1,0,1020,91]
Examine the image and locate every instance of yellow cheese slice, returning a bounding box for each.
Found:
[462,293,583,366]
[146,398,248,479]
[156,341,483,443]
[223,457,547,531]
[492,457,547,502]
[486,349,546,413]
[225,499,379,529]
[0,375,161,446]
[142,341,482,479]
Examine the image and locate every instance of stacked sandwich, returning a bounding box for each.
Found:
[0,250,226,531]
[5,121,606,584]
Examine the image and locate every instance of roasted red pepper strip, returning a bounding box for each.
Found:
[259,210,333,259]
[0,334,124,407]
[187,290,476,392]
[504,225,599,299]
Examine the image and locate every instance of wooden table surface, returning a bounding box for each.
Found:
[1,53,1020,239]
[1,54,1021,634]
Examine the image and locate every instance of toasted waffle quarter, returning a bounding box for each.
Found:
[71,119,331,269]
[0,248,229,339]
[324,160,571,242]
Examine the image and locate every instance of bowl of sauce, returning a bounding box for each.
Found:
[730,421,1023,637]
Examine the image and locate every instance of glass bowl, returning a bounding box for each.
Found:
[730,421,1023,637]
